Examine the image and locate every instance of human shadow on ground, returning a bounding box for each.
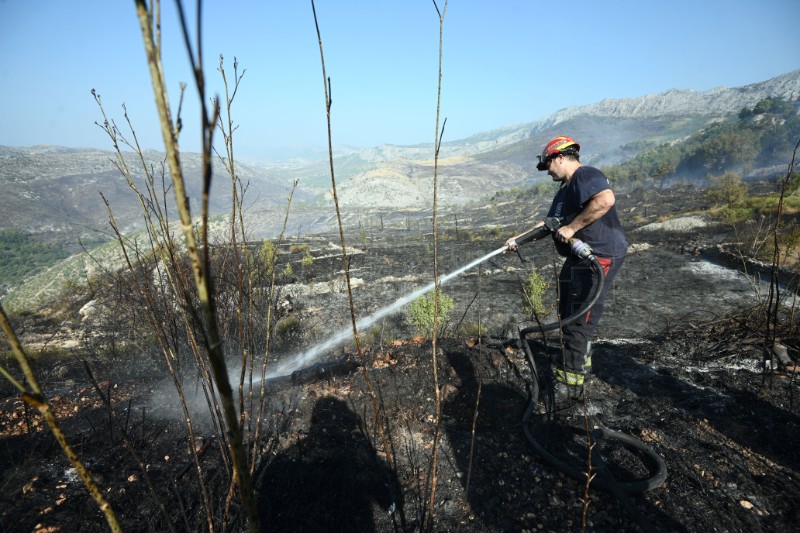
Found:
[442,350,529,529]
[256,396,397,532]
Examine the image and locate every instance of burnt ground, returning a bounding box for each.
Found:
[2,184,800,532]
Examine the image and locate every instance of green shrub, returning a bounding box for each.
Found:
[524,268,552,318]
[260,241,277,271]
[706,172,747,206]
[788,171,800,195]
[274,316,303,351]
[755,220,800,262]
[747,194,800,214]
[532,181,558,197]
[407,289,453,338]
[289,243,310,253]
[0,229,72,287]
[720,206,754,224]
[782,221,800,256]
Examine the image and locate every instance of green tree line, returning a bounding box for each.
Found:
[0,229,72,287]
[603,96,800,185]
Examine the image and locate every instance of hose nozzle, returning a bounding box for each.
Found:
[514,217,564,247]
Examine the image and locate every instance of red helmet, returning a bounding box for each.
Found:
[536,135,580,170]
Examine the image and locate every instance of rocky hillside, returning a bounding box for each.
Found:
[0,146,301,240]
[546,69,800,123]
[1,69,798,234]
[336,69,800,165]
[331,69,800,206]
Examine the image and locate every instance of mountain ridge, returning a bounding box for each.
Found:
[548,69,800,123]
[1,68,798,229]
[330,69,799,206]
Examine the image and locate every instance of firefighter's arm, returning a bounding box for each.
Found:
[555,189,615,243]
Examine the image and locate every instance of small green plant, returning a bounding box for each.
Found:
[524,267,552,318]
[250,240,278,284]
[407,289,453,338]
[301,250,314,267]
[360,325,384,348]
[289,243,310,253]
[260,241,277,271]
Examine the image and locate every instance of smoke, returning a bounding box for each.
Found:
[142,244,509,428]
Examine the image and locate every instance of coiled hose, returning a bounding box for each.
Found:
[516,247,667,528]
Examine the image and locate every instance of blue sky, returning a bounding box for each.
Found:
[0,1,798,160]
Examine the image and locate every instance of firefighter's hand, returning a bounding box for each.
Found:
[504,238,518,253]
[556,226,576,243]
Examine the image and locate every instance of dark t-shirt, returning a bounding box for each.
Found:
[546,166,628,258]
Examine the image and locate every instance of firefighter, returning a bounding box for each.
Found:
[506,136,628,402]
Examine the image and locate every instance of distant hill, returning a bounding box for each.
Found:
[1,69,798,235]
[329,69,800,207]
[2,69,799,310]
[0,147,305,241]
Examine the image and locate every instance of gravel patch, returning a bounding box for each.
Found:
[633,215,709,232]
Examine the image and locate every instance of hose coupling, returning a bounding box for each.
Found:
[569,238,596,261]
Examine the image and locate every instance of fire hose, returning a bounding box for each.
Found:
[509,218,667,528]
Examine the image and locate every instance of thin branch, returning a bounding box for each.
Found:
[311,0,402,526]
[133,1,259,530]
[0,303,122,532]
[426,2,447,530]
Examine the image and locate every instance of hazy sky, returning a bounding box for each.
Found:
[1,1,798,160]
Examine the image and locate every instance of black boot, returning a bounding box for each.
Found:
[552,379,584,403]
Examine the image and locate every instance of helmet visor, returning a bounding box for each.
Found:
[536,155,551,171]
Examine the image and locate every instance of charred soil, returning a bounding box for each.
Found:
[2,184,800,532]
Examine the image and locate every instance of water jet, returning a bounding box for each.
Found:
[264,245,510,380]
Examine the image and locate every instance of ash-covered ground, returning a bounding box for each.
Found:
[2,185,799,532]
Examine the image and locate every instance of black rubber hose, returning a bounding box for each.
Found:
[517,254,668,495]
[521,402,667,493]
[590,431,661,531]
[518,254,606,410]
[513,224,553,246]
[591,427,668,492]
